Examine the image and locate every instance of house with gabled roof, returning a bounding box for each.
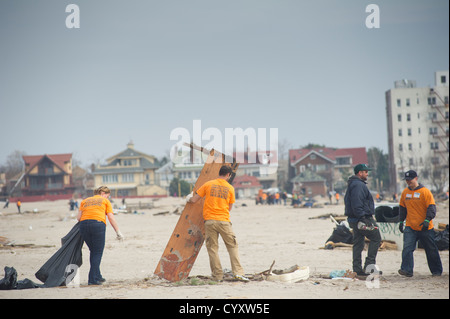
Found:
[289,147,368,196]
[233,174,262,199]
[92,141,166,197]
[21,153,75,197]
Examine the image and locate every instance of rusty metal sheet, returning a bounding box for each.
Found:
[154,145,238,282]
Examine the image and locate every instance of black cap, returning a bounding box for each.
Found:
[403,170,418,180]
[353,164,373,174]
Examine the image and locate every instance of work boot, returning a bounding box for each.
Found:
[398,269,413,277]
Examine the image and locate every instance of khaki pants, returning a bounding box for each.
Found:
[204,220,244,280]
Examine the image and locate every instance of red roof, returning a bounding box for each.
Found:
[23,153,72,174]
[289,147,367,166]
[233,175,262,189]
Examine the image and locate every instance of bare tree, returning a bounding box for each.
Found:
[3,150,26,179]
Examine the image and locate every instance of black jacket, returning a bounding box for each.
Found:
[344,175,375,223]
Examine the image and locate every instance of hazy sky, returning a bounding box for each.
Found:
[0,0,448,167]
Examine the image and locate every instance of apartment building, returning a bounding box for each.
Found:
[385,71,449,193]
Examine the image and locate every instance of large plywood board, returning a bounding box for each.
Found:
[154,145,238,282]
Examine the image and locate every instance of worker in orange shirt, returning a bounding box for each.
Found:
[187,165,248,282]
[398,170,442,277]
[77,186,124,285]
[275,192,280,205]
[262,192,268,205]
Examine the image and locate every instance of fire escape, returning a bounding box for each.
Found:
[429,88,449,168]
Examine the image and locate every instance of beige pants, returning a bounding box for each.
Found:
[204,220,244,280]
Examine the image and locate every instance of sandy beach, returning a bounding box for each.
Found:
[0,196,448,300]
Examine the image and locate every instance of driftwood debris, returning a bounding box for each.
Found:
[0,236,55,250]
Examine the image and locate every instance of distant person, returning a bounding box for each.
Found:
[335,192,340,205]
[344,164,381,277]
[187,165,249,282]
[398,170,442,277]
[16,200,21,213]
[77,186,124,285]
[3,198,9,209]
[282,192,287,206]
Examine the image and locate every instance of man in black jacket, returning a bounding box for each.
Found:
[344,164,381,276]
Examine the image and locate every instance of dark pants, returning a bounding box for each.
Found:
[350,219,382,273]
[401,226,442,275]
[79,220,106,284]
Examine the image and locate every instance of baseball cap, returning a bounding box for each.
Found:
[354,163,373,174]
[403,170,418,180]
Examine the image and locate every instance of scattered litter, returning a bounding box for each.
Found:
[329,269,356,280]
[153,206,183,216]
[250,261,309,283]
[0,236,55,250]
[267,265,310,283]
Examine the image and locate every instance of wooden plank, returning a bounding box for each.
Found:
[154,145,238,282]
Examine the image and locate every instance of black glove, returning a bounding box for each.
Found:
[399,221,404,233]
[419,219,430,231]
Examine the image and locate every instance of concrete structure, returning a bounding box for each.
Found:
[385,71,449,193]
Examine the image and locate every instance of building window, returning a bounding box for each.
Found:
[407,128,412,136]
[398,129,402,137]
[122,174,134,182]
[397,99,401,107]
[409,158,414,166]
[102,174,118,183]
[398,114,402,122]
[441,75,447,84]
[429,127,438,135]
[431,157,440,164]
[399,144,403,151]
[406,98,410,106]
[430,142,439,150]
[408,143,412,151]
[406,113,411,121]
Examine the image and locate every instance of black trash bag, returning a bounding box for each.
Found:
[0,266,42,290]
[0,266,17,290]
[325,224,353,249]
[435,225,449,251]
[418,224,449,251]
[35,222,83,287]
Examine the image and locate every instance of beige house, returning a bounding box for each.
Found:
[92,142,166,197]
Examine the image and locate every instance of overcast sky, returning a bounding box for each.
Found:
[0,0,448,167]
